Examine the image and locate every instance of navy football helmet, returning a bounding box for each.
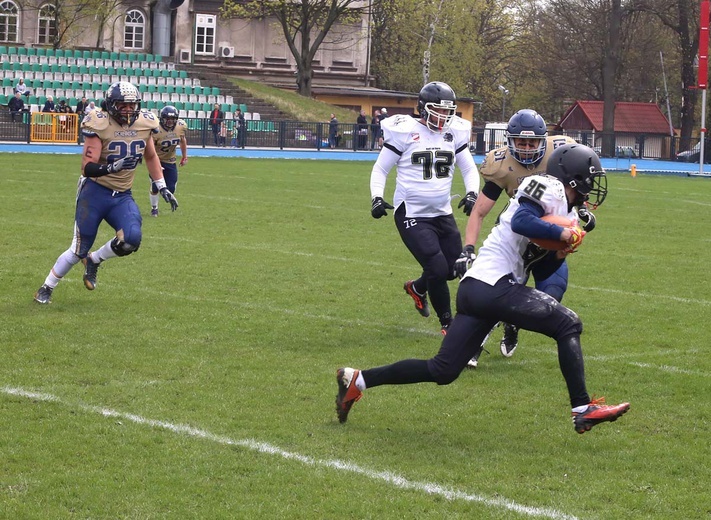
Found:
[506,109,547,165]
[417,81,457,133]
[546,143,607,208]
[104,82,141,126]
[160,105,179,130]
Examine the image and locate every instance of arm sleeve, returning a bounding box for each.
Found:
[511,199,564,240]
[369,147,400,199]
[456,148,480,194]
[481,180,504,201]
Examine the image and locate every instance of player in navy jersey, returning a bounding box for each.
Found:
[369,82,480,335]
[338,144,630,434]
[149,105,188,217]
[34,82,178,304]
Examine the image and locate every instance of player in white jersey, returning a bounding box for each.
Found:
[34,82,178,304]
[369,82,480,335]
[454,109,594,367]
[337,144,630,434]
[149,105,188,217]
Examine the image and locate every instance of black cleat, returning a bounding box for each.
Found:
[404,280,430,318]
[572,397,630,434]
[500,323,519,357]
[335,367,363,424]
[34,284,53,304]
[82,256,101,290]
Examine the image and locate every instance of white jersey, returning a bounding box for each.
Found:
[464,174,578,285]
[370,114,479,218]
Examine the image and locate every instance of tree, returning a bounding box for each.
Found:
[220,0,375,97]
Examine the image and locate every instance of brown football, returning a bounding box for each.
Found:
[530,215,576,251]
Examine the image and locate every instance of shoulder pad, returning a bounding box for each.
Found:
[81,108,110,132]
[479,147,508,178]
[517,174,567,209]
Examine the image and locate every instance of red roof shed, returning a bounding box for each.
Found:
[556,101,672,135]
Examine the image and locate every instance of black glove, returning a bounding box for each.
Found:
[371,197,394,219]
[577,206,596,232]
[107,154,142,173]
[453,245,476,278]
[457,191,478,216]
[160,188,179,211]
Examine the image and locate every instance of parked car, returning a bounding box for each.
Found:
[593,145,637,158]
[675,142,710,163]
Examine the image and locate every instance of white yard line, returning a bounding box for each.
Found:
[1,386,579,520]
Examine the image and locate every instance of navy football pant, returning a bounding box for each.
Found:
[150,162,178,194]
[74,178,142,258]
[394,203,462,324]
[362,275,590,408]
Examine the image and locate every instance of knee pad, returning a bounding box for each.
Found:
[110,228,141,257]
[535,262,568,302]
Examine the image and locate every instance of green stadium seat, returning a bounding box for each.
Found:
[54,49,64,58]
[239,103,248,113]
[1,62,10,71]
[166,85,175,94]
[91,50,100,60]
[36,48,46,57]
[101,51,110,61]
[0,94,7,105]
[138,84,148,93]
[8,46,17,55]
[18,47,28,56]
[11,63,22,71]
[82,50,91,59]
[147,84,157,93]
[27,48,36,56]
[127,52,137,61]
[179,70,188,79]
[31,63,41,73]
[1,77,11,87]
[184,86,193,95]
[110,52,119,62]
[211,87,220,96]
[45,48,55,57]
[0,45,7,55]
[119,52,128,61]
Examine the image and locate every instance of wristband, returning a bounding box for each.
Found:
[83,162,109,178]
[153,178,167,191]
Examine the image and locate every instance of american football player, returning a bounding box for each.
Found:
[34,82,178,304]
[149,105,188,217]
[369,81,480,335]
[456,109,593,367]
[337,143,630,434]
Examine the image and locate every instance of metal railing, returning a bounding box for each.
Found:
[0,112,707,162]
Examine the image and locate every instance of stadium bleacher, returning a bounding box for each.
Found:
[0,47,241,118]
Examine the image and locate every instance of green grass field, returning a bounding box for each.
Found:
[1,153,710,519]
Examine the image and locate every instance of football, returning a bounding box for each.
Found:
[530,215,581,251]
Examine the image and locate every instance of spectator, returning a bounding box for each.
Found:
[377,107,389,148]
[86,101,96,115]
[328,113,339,149]
[219,120,228,147]
[235,108,246,147]
[15,78,31,99]
[75,97,88,117]
[8,92,25,122]
[42,96,55,113]
[56,99,72,114]
[370,109,381,150]
[210,103,223,146]
[357,109,368,150]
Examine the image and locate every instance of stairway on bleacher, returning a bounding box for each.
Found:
[0,46,270,124]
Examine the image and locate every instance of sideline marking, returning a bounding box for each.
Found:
[1,386,578,520]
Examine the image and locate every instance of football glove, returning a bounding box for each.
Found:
[107,154,142,174]
[371,197,394,218]
[457,191,478,216]
[563,227,585,253]
[453,245,476,278]
[160,188,179,212]
[577,205,596,232]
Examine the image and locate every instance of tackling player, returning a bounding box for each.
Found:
[337,144,630,434]
[149,105,188,217]
[454,109,594,367]
[369,81,480,335]
[34,82,178,304]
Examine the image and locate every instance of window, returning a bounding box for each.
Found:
[124,9,145,50]
[37,4,56,45]
[194,14,215,56]
[0,0,19,42]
